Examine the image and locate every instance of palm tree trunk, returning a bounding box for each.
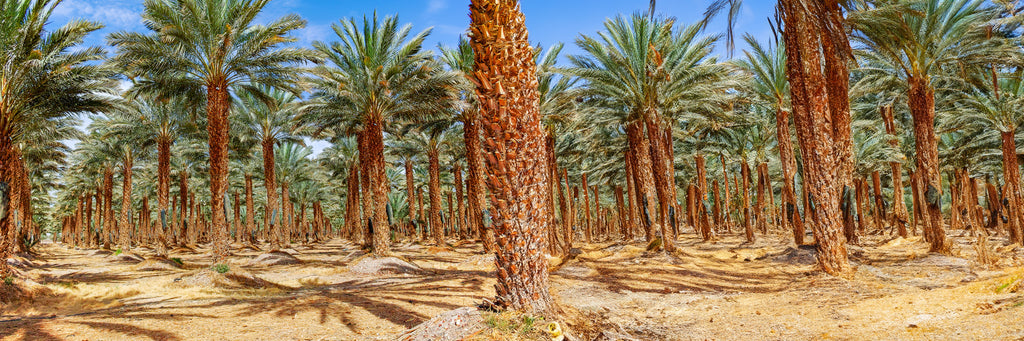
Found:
[364,116,391,256]
[244,174,255,245]
[582,172,592,243]
[624,150,639,241]
[1001,130,1023,244]
[428,147,443,245]
[741,161,754,243]
[776,108,804,244]
[546,134,564,253]
[908,75,948,252]
[614,186,627,240]
[871,170,884,231]
[345,164,360,241]
[454,164,466,240]
[103,167,114,250]
[696,153,713,241]
[645,118,675,251]
[780,0,852,275]
[464,112,493,250]
[206,82,231,263]
[721,154,733,232]
[0,131,15,276]
[405,158,417,234]
[626,122,657,243]
[120,151,134,252]
[469,0,554,312]
[178,171,189,247]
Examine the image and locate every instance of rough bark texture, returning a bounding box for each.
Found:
[464,112,493,251]
[582,173,592,243]
[1001,131,1023,244]
[469,0,553,313]
[207,83,230,263]
[244,174,255,245]
[780,0,852,275]
[696,154,713,241]
[428,148,443,245]
[119,151,134,252]
[776,108,804,244]
[646,118,675,251]
[907,75,948,253]
[626,122,657,242]
[0,131,13,276]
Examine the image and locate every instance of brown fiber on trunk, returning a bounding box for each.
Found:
[428,147,443,245]
[696,154,713,241]
[880,104,908,237]
[776,108,804,244]
[119,150,134,252]
[206,82,230,263]
[780,0,852,275]
[469,0,554,313]
[646,118,675,251]
[245,174,255,245]
[582,172,592,243]
[626,122,657,243]
[741,161,754,243]
[1001,131,1023,244]
[907,75,948,253]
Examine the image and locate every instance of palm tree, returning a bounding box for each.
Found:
[733,34,806,245]
[439,36,493,251]
[108,0,316,263]
[469,0,554,313]
[0,0,116,275]
[949,72,1024,243]
[234,87,306,250]
[778,0,854,275]
[304,13,459,256]
[394,119,460,246]
[849,0,1020,252]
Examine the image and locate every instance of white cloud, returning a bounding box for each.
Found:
[427,0,447,14]
[51,0,143,30]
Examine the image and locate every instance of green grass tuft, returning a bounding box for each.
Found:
[212,264,230,274]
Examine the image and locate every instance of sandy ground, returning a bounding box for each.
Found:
[2,230,1023,340]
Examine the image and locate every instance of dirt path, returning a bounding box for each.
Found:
[2,233,1023,340]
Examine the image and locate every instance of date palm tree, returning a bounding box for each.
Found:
[234,87,306,250]
[849,0,1021,252]
[469,0,554,313]
[108,0,317,263]
[0,0,117,275]
[304,13,460,256]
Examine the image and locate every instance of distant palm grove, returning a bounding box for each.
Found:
[5,0,1024,313]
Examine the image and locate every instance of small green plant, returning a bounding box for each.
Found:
[170,257,184,266]
[3,276,14,286]
[212,263,230,274]
[113,248,123,256]
[519,314,539,334]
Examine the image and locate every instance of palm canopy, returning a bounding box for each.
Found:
[0,0,118,140]
[303,13,461,135]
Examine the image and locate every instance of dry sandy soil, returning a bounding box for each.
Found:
[2,230,1024,340]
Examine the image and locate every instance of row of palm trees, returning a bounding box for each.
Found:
[5,0,1024,313]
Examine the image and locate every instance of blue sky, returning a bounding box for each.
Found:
[50,0,779,155]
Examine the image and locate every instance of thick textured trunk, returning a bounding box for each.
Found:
[178,171,189,246]
[626,122,657,242]
[582,173,592,243]
[1001,131,1023,244]
[645,118,675,251]
[721,154,733,232]
[741,161,754,242]
[233,191,241,243]
[103,167,114,249]
[780,0,852,275]
[119,151,134,252]
[454,165,466,240]
[405,158,417,231]
[469,0,554,313]
[872,170,885,230]
[755,162,768,234]
[345,164,361,241]
[244,174,255,245]
[206,82,230,263]
[907,75,948,252]
[428,148,443,245]
[0,131,13,276]
[776,108,804,244]
[546,135,564,253]
[364,116,391,255]
[696,154,713,241]
[624,150,639,241]
[712,180,723,228]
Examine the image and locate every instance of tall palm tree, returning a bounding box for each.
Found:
[234,87,305,250]
[108,0,316,263]
[949,72,1024,242]
[849,0,1020,252]
[778,0,854,275]
[469,0,553,313]
[0,0,116,275]
[733,34,806,245]
[304,13,459,256]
